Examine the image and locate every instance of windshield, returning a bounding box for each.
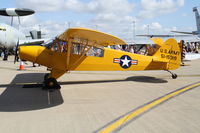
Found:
[43,39,54,48]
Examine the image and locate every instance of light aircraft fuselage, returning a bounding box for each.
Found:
[19,28,181,90]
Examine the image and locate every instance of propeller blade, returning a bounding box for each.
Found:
[14,38,19,64]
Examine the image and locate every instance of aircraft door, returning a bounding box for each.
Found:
[49,40,68,70]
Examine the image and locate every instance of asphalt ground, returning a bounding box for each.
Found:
[0,56,200,133]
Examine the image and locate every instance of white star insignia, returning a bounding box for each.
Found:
[121,56,131,67]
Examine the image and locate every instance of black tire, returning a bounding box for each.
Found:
[44,73,50,81]
[44,78,61,90]
[172,74,177,79]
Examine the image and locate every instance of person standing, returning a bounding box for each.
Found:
[3,46,8,61]
[194,42,199,53]
[179,40,185,66]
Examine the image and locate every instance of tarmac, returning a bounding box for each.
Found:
[0,56,200,133]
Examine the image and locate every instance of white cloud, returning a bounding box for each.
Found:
[16,0,66,12]
[37,21,67,37]
[0,16,11,25]
[85,0,134,14]
[171,26,178,31]
[182,13,187,17]
[15,0,136,40]
[139,0,184,19]
[151,22,162,29]
[14,0,185,42]
[65,0,85,11]
[20,15,39,26]
[92,13,137,24]
[16,0,134,14]
[141,22,162,31]
[16,0,135,25]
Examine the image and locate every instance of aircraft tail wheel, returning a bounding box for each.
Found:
[172,74,177,79]
[165,70,177,79]
[43,78,61,90]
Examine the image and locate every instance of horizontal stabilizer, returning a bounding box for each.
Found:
[171,31,197,35]
[150,38,164,47]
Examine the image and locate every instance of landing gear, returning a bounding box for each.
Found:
[165,70,177,79]
[44,73,50,81]
[43,74,61,90]
[172,74,177,79]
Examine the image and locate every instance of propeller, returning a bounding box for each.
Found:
[14,38,19,64]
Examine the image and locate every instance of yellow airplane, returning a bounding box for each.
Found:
[18,28,181,90]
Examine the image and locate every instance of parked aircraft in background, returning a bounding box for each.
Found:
[0,23,26,47]
[136,7,200,42]
[0,8,34,25]
[0,8,44,48]
[172,7,200,38]
[0,23,46,47]
[136,7,200,61]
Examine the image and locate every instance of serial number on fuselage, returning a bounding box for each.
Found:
[160,49,180,61]
[160,49,180,55]
[161,54,177,60]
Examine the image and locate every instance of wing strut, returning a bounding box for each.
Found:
[66,39,72,70]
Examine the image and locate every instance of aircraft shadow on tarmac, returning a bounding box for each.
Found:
[0,73,167,112]
[59,75,168,85]
[0,73,63,112]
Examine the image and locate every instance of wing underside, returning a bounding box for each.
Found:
[171,31,195,35]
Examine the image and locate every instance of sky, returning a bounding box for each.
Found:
[0,0,200,42]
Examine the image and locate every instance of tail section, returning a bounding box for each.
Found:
[151,38,181,70]
[193,7,200,31]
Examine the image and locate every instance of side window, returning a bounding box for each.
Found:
[87,47,104,57]
[46,40,68,53]
[70,38,104,57]
[60,41,67,52]
[51,43,59,52]
[72,43,81,55]
[72,43,104,57]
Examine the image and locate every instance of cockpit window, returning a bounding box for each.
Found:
[86,47,104,57]
[72,42,104,57]
[42,38,104,57]
[43,39,68,52]
[43,39,54,49]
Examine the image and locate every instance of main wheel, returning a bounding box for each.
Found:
[44,73,50,81]
[172,74,177,79]
[43,78,61,90]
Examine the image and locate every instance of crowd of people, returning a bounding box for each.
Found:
[108,41,200,57]
[0,46,9,61]
[108,44,158,56]
[183,41,199,53]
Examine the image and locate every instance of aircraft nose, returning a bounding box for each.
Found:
[19,46,39,62]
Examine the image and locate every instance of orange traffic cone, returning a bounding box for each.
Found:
[19,61,25,70]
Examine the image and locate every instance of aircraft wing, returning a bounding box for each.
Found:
[19,38,50,46]
[171,31,198,35]
[58,28,127,46]
[137,34,190,38]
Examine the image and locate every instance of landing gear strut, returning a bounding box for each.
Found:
[43,73,61,90]
[165,70,177,79]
